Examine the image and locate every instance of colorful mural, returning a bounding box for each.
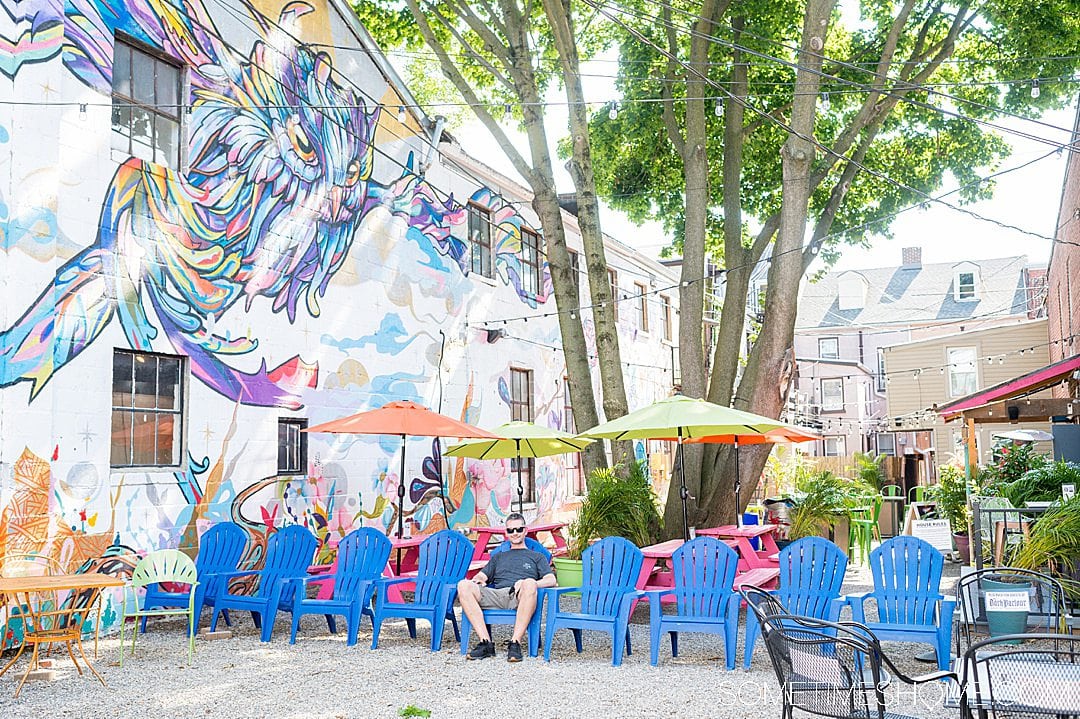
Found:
[0,0,674,646]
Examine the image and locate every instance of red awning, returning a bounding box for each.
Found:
[936,353,1080,418]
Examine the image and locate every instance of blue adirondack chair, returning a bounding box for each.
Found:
[370,530,474,651]
[209,524,318,642]
[645,537,741,668]
[845,535,955,671]
[544,536,643,666]
[286,527,392,645]
[743,536,848,668]
[141,521,247,633]
[459,537,552,658]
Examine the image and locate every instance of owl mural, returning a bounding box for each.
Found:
[0,0,470,409]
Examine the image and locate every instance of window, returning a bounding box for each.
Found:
[520,228,542,297]
[876,348,887,392]
[818,337,839,360]
[820,378,844,411]
[947,346,978,397]
[607,268,619,320]
[111,350,184,467]
[660,295,672,341]
[509,369,534,502]
[278,418,308,474]
[111,38,182,168]
[563,378,584,495]
[837,273,867,310]
[823,436,846,456]
[634,283,648,332]
[956,271,976,301]
[875,432,896,456]
[468,203,493,279]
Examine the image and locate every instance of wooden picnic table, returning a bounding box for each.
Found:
[310,534,426,602]
[636,537,779,600]
[0,573,125,697]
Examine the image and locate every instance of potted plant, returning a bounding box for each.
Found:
[785,470,869,550]
[927,464,975,565]
[1012,494,1080,600]
[555,460,662,590]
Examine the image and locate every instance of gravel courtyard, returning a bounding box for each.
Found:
[0,561,963,718]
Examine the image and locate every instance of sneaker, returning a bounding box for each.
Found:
[467,640,495,660]
[506,640,523,663]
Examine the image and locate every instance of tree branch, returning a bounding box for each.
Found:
[660,4,686,154]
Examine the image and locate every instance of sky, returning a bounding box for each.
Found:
[452,66,1078,277]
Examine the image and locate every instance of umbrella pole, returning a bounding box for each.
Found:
[515,438,524,515]
[397,433,406,574]
[734,437,741,529]
[678,430,690,542]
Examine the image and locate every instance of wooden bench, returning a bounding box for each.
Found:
[733,567,780,590]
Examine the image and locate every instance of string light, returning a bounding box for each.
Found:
[714,100,723,117]
[608,101,619,120]
[503,103,510,119]
[397,105,406,123]
[78,103,86,120]
[1031,79,1041,99]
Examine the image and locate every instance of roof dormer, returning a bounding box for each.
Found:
[953,261,979,302]
[837,271,868,310]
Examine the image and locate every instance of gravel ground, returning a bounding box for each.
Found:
[0,559,963,719]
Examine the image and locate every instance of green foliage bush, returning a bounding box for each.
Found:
[926,464,975,535]
[998,460,1080,507]
[567,460,661,559]
[786,470,872,540]
[1012,495,1080,598]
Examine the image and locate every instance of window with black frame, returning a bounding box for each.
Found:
[468,204,493,279]
[520,227,542,296]
[509,368,534,502]
[111,38,182,168]
[111,350,184,467]
[278,418,308,474]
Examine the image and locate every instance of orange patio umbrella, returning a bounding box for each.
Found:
[305,401,498,543]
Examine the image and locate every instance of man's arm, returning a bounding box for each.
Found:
[472,570,489,586]
[536,570,558,588]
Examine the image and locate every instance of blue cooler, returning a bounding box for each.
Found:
[742,512,760,550]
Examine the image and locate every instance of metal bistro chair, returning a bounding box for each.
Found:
[956,633,1080,719]
[120,550,199,666]
[759,614,955,719]
[953,567,1070,657]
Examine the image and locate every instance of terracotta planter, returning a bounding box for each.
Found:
[953,533,971,565]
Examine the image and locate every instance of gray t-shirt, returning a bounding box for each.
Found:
[480,548,553,590]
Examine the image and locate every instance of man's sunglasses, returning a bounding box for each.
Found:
[505,526,527,535]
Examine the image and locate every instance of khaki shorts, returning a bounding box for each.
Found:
[478,586,517,610]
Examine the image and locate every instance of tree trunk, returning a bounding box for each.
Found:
[543,0,631,467]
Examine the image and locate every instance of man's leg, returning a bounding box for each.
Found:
[457,580,491,642]
[511,579,538,642]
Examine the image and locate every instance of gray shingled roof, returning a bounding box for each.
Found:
[796,256,1030,329]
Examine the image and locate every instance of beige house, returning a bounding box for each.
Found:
[883,319,1053,465]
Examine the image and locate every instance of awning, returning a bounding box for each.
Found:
[936,353,1080,419]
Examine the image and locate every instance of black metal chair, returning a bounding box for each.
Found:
[759,613,954,719]
[956,633,1080,718]
[953,568,1070,657]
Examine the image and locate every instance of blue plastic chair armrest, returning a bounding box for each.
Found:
[642,589,674,603]
[378,577,415,589]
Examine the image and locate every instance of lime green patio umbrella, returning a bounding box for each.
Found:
[445,421,594,513]
[576,395,787,540]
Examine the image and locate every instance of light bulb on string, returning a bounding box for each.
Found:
[1031,79,1041,99]
[608,102,619,120]
[714,100,723,117]
[397,105,406,123]
[79,103,87,120]
[503,103,511,119]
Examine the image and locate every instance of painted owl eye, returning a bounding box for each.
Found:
[345,159,364,186]
[288,121,317,164]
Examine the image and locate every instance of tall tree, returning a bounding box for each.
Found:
[586,0,1080,534]
[357,0,630,472]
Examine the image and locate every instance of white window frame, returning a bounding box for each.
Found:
[955,270,977,301]
[823,436,846,456]
[947,346,978,398]
[820,378,844,412]
[875,432,896,456]
[111,349,185,468]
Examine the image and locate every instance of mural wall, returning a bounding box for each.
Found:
[0,0,676,639]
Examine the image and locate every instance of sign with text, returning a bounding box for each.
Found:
[1064,484,1076,502]
[910,518,954,552]
[984,590,1031,613]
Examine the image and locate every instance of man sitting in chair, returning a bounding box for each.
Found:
[458,512,557,662]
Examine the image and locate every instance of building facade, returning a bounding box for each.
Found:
[0,0,676,637]
[793,247,1043,458]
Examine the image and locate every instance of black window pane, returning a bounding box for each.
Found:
[112,43,131,95]
[158,358,179,409]
[112,351,133,407]
[111,410,132,465]
[133,354,157,408]
[132,49,155,104]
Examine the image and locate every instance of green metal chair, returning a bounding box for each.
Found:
[848,495,882,564]
[880,485,903,497]
[909,485,927,503]
[120,550,198,666]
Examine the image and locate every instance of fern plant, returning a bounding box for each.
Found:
[786,470,872,540]
[1012,495,1080,598]
[566,460,661,559]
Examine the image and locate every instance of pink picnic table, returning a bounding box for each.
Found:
[695,524,780,570]
[311,534,424,601]
[467,521,569,572]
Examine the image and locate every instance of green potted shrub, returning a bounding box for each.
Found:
[1011,494,1080,600]
[554,460,662,590]
[927,464,975,564]
[786,470,870,549]
[1000,460,1080,508]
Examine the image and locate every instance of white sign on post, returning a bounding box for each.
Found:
[984,590,1031,613]
[1063,484,1076,502]
[910,518,954,552]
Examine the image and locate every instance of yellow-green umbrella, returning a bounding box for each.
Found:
[577,395,787,539]
[445,421,593,512]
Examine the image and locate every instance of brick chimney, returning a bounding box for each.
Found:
[901,247,922,268]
